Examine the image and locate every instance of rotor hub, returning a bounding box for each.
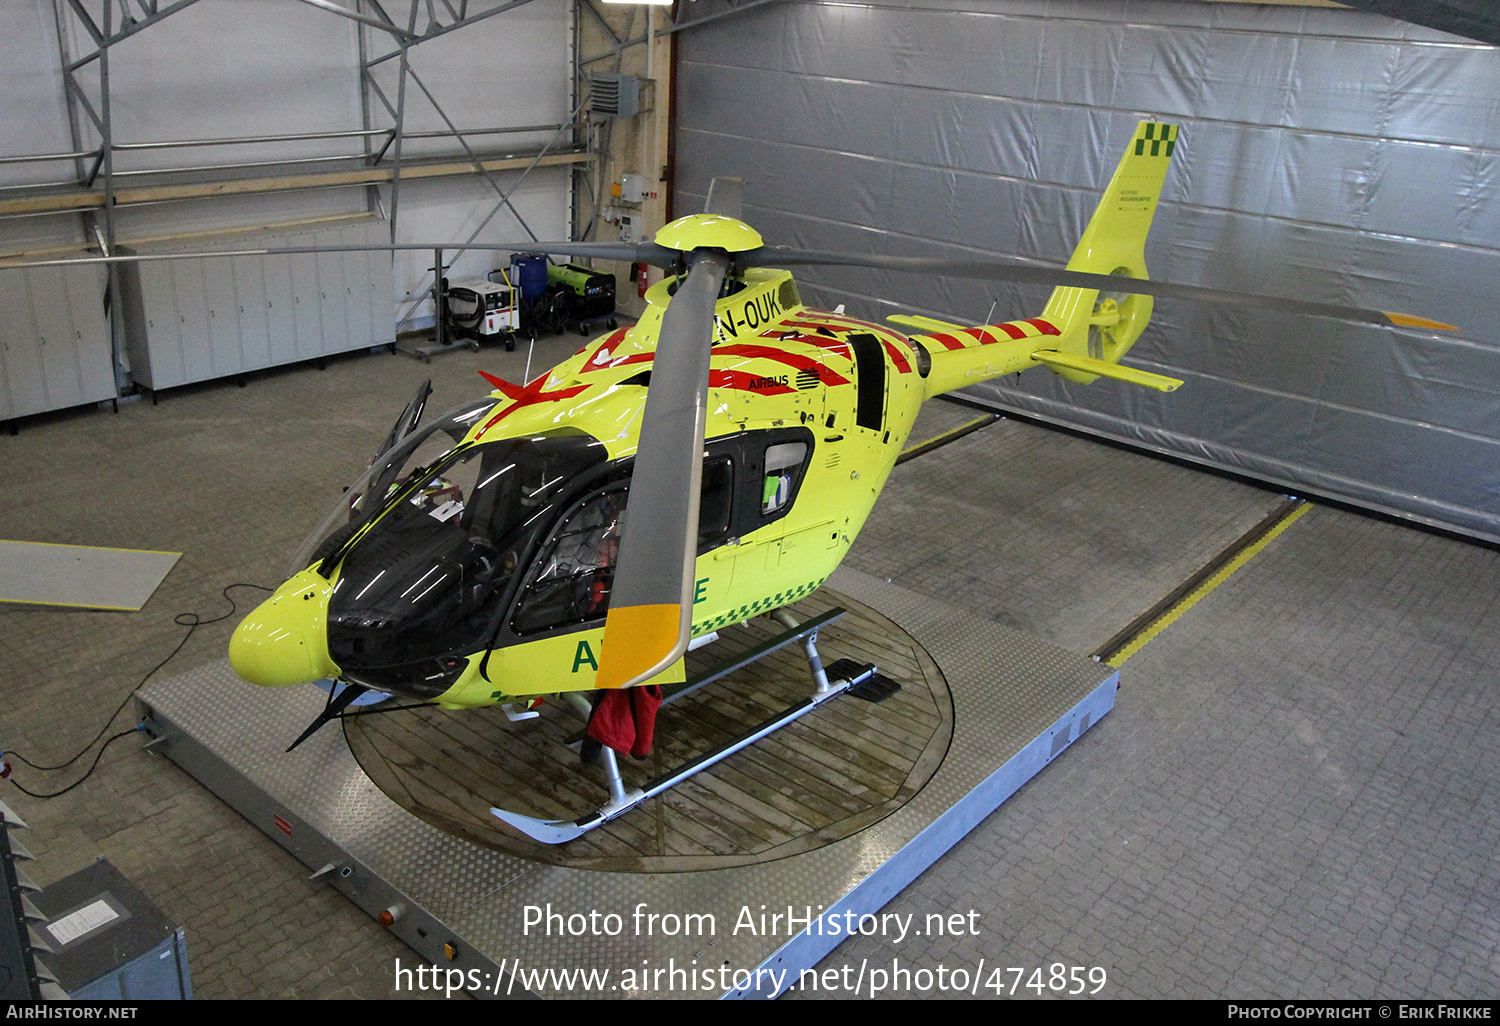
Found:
[653,213,764,253]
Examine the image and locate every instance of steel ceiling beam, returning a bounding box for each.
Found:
[64,0,204,70]
[662,0,781,36]
[361,0,543,66]
[294,0,414,40]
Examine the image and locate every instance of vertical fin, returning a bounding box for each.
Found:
[1040,121,1178,380]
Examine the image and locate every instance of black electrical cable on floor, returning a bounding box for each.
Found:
[2,582,274,798]
[6,730,142,800]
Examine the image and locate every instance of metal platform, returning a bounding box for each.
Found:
[135,568,1116,999]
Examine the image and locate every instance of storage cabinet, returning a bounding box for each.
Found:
[0,263,115,421]
[124,219,396,392]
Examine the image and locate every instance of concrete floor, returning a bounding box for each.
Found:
[1,346,1496,999]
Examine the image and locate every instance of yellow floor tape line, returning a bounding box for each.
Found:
[1107,501,1312,668]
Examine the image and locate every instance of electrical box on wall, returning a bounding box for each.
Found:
[618,213,638,244]
[620,172,647,204]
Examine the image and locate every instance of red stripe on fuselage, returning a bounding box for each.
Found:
[478,370,526,399]
[768,332,852,360]
[717,344,851,386]
[1026,318,1061,336]
[810,313,887,334]
[924,332,968,351]
[976,322,1028,341]
[784,319,848,337]
[881,339,912,374]
[579,329,634,372]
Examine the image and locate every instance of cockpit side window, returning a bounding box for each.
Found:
[511,456,739,636]
[512,484,626,635]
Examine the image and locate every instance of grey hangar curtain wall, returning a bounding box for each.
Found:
[672,0,1500,545]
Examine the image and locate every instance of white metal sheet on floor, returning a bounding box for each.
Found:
[135,568,1117,999]
[0,540,181,611]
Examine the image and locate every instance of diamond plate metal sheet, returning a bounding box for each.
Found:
[138,570,1114,998]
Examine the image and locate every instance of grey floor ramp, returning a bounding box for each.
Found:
[0,539,181,611]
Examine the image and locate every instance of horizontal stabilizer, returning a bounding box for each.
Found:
[1031,350,1183,392]
[887,313,970,334]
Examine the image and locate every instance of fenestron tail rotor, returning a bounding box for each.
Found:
[593,249,731,692]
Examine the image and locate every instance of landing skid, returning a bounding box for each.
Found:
[491,608,894,845]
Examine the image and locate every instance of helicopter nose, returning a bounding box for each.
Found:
[229,571,341,686]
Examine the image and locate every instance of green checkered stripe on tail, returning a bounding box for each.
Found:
[1134,122,1178,157]
[692,578,825,634]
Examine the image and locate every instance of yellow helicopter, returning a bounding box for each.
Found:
[224,122,1450,842]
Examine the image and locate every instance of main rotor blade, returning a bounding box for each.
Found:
[743,248,1456,331]
[704,177,744,219]
[595,251,730,692]
[2,240,686,272]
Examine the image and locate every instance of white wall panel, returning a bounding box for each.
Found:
[202,256,242,377]
[0,1,75,188]
[261,253,299,366]
[3,0,574,392]
[0,271,45,417]
[288,250,323,361]
[231,254,271,371]
[315,248,350,353]
[71,1,364,171]
[125,220,398,391]
[171,261,213,384]
[368,0,571,161]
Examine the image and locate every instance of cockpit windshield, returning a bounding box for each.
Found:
[286,396,498,580]
[320,428,610,692]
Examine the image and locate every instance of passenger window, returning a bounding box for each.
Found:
[761,442,807,514]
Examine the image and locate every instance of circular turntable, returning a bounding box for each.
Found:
[344,589,953,872]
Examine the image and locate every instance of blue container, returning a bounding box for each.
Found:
[509,254,549,302]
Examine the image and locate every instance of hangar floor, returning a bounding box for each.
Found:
[1,343,1496,1000]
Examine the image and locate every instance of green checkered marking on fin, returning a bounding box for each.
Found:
[1134,122,1177,157]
